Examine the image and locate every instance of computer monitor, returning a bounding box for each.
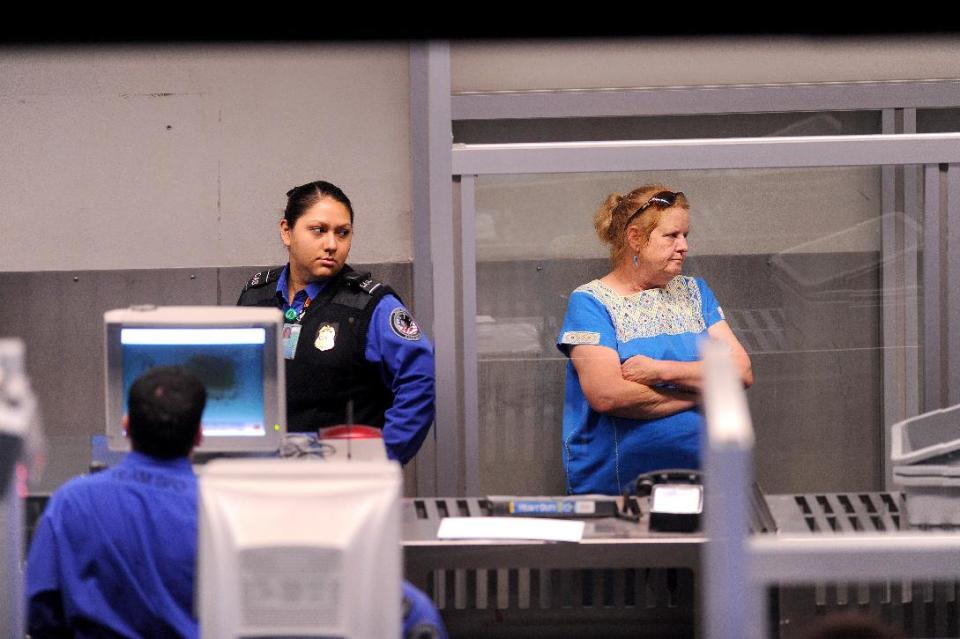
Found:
[196,458,401,639]
[104,306,286,454]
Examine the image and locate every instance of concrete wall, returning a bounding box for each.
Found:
[0,44,412,272]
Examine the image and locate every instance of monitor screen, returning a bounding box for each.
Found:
[197,459,402,638]
[104,306,286,453]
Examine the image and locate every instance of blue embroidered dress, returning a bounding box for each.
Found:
[556,275,725,495]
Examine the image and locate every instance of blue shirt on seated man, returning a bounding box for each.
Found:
[25,365,447,639]
[26,366,207,638]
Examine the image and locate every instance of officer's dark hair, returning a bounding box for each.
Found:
[284,180,355,226]
[127,366,207,459]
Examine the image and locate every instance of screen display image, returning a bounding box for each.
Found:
[651,484,703,515]
[120,328,266,438]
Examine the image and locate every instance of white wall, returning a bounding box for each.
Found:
[0,44,411,272]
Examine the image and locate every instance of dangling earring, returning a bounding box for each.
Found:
[632,254,639,268]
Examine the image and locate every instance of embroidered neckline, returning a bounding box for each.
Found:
[576,276,705,342]
[593,279,668,300]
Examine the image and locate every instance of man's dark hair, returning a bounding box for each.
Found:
[127,366,207,459]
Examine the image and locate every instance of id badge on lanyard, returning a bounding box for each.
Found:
[281,296,312,360]
[281,323,302,360]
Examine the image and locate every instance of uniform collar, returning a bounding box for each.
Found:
[275,264,328,307]
[123,450,195,474]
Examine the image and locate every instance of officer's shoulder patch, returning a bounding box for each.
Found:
[244,266,283,291]
[390,307,422,341]
[560,331,601,346]
[343,271,384,296]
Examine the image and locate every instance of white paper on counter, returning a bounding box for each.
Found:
[436,516,585,542]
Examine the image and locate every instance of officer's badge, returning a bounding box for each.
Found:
[390,308,422,341]
[315,323,337,351]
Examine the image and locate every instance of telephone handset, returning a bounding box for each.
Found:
[632,469,703,533]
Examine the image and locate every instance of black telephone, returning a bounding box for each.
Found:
[632,469,703,533]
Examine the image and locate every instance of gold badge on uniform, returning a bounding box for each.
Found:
[314,323,337,351]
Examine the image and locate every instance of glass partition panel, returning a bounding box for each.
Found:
[917,107,960,133]
[473,167,913,497]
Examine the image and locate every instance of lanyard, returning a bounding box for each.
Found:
[283,295,312,323]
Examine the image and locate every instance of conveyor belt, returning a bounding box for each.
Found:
[765,491,905,533]
[763,492,960,639]
[403,496,701,638]
[24,489,960,637]
[401,492,960,638]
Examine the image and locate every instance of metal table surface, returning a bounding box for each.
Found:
[399,491,960,639]
[403,495,705,572]
[401,495,709,639]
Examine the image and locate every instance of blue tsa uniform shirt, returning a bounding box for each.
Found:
[26,452,199,639]
[366,295,436,463]
[556,275,725,495]
[238,264,435,464]
[402,581,449,639]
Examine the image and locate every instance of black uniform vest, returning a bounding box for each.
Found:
[236,265,396,433]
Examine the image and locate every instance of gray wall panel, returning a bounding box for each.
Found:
[1,262,414,494]
[0,268,218,492]
[455,111,880,144]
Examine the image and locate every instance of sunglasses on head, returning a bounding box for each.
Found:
[625,190,684,226]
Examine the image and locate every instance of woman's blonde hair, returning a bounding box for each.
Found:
[593,184,690,265]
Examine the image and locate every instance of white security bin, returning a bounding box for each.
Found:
[891,403,960,527]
